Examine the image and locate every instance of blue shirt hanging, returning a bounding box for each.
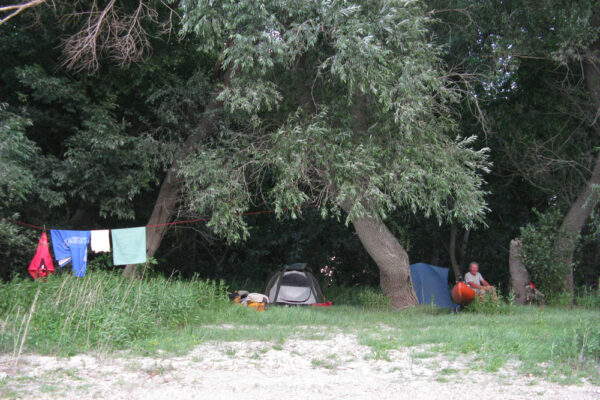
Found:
[50,230,91,277]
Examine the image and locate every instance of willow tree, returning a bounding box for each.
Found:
[176,0,489,308]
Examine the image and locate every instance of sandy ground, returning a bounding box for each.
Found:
[1,333,599,400]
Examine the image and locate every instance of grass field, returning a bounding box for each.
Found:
[1,271,598,384]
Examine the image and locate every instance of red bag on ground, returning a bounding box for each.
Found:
[28,232,55,280]
[311,302,333,307]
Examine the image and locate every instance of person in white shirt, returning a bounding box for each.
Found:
[464,261,495,295]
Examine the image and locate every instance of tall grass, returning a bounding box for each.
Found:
[1,273,598,383]
[0,271,228,355]
[325,285,392,308]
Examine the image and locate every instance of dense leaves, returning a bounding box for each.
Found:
[0,3,209,279]
[177,0,490,240]
[520,209,574,299]
[0,0,599,299]
[0,105,37,207]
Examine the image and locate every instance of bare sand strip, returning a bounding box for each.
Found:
[1,334,598,399]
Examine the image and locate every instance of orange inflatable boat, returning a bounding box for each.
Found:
[451,281,476,306]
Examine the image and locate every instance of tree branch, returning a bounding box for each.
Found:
[60,0,172,73]
[0,0,46,25]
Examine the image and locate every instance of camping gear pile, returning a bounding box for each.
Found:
[525,282,545,305]
[229,290,269,311]
[229,263,331,310]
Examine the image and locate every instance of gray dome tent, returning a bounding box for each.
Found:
[263,263,325,305]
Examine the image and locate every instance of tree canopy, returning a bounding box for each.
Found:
[1,0,599,303]
[177,0,489,239]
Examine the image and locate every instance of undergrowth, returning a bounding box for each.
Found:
[0,271,228,355]
[325,285,392,308]
[463,290,516,315]
[0,272,598,383]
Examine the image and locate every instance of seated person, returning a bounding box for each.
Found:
[465,262,496,296]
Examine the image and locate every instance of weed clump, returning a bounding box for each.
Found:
[575,287,600,310]
[0,271,228,354]
[463,290,516,315]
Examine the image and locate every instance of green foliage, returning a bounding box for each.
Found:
[463,290,516,315]
[572,318,600,365]
[520,209,575,300]
[0,218,39,280]
[0,104,38,208]
[145,69,212,136]
[425,1,600,291]
[3,0,600,304]
[0,9,217,278]
[575,287,600,310]
[177,0,490,242]
[550,291,577,307]
[0,271,229,354]
[15,64,172,220]
[0,104,50,277]
[477,0,600,65]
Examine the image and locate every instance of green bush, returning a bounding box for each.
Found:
[548,291,575,307]
[464,289,516,315]
[576,287,600,310]
[520,209,577,301]
[0,270,229,354]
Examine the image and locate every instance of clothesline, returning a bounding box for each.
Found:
[21,204,319,280]
[146,209,281,228]
[3,206,315,232]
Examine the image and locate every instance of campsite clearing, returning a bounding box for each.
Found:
[1,331,598,399]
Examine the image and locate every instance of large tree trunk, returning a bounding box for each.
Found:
[342,206,418,308]
[123,68,232,277]
[449,223,460,281]
[344,94,417,308]
[509,238,530,304]
[449,223,470,281]
[551,52,600,291]
[554,153,600,292]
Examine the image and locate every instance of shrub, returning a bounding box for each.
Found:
[464,289,516,315]
[520,209,576,301]
[576,287,600,310]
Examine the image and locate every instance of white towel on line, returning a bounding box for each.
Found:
[90,230,111,253]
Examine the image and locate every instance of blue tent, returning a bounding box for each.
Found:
[409,263,453,308]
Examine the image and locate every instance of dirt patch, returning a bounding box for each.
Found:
[1,334,598,399]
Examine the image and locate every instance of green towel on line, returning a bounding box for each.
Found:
[112,227,146,266]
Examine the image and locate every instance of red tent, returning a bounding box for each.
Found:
[28,232,55,280]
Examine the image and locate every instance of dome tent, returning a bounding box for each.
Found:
[263,263,325,305]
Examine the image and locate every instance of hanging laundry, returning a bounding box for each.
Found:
[111,227,146,266]
[28,232,55,280]
[50,230,91,277]
[90,229,111,253]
